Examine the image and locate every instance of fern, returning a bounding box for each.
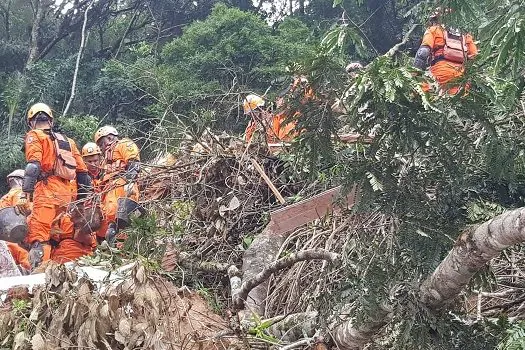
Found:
[498,322,525,350]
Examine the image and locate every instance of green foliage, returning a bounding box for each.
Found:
[195,283,225,313]
[121,214,167,260]
[478,0,525,77]
[499,322,525,350]
[2,72,25,138]
[134,3,320,129]
[56,115,99,146]
[466,199,507,224]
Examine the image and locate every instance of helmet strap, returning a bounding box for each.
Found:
[29,113,52,130]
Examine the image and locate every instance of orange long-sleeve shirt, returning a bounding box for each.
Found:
[102,138,140,181]
[421,25,478,62]
[25,129,88,175]
[0,187,24,208]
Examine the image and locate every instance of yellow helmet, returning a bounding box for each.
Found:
[94,125,119,143]
[243,94,265,114]
[27,103,53,121]
[81,142,102,157]
[7,169,25,179]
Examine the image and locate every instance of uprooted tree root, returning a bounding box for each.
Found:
[0,262,233,350]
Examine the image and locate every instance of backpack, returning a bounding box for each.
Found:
[442,29,467,64]
[52,132,77,180]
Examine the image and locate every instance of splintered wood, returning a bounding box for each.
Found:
[267,185,357,235]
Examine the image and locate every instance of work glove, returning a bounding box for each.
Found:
[15,193,31,216]
[105,222,118,247]
[29,241,45,269]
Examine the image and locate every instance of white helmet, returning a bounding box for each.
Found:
[243,94,265,114]
[7,169,25,179]
[94,125,119,143]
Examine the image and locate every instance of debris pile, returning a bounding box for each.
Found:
[0,262,231,350]
[137,132,330,284]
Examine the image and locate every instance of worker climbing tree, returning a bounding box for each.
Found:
[413,7,478,95]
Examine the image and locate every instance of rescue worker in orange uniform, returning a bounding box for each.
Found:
[413,8,478,95]
[51,143,104,263]
[0,170,31,271]
[50,206,100,263]
[94,126,140,245]
[18,103,92,269]
[243,94,297,153]
[81,142,103,183]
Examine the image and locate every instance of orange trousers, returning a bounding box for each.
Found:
[426,60,469,95]
[51,239,94,263]
[26,176,76,263]
[6,242,30,270]
[97,179,139,239]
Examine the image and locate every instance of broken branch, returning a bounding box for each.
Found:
[233,249,340,310]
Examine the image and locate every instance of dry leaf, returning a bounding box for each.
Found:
[228,196,240,210]
[30,333,46,350]
[135,265,146,284]
[13,331,29,350]
[119,318,131,338]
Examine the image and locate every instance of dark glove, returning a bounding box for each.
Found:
[76,172,93,200]
[124,160,140,181]
[105,222,118,247]
[29,241,45,269]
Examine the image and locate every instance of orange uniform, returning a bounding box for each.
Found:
[97,138,140,239]
[0,187,30,270]
[244,113,297,146]
[0,187,25,208]
[6,242,30,270]
[24,129,88,261]
[51,213,96,263]
[421,25,478,94]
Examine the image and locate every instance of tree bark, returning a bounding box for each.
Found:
[240,225,287,316]
[0,0,11,41]
[26,0,47,68]
[62,0,93,117]
[332,304,392,350]
[233,249,339,310]
[420,208,525,308]
[333,207,525,349]
[298,0,305,15]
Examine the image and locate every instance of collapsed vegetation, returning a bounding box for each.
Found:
[3,0,525,349]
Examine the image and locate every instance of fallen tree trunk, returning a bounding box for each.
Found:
[334,207,525,349]
[240,186,356,316]
[420,208,525,307]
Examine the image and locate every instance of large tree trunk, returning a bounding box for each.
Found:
[333,208,525,349]
[298,0,305,15]
[240,226,286,317]
[26,0,47,68]
[420,208,525,307]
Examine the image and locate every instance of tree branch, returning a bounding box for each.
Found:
[232,249,340,310]
[62,0,93,117]
[384,24,419,58]
[333,207,525,349]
